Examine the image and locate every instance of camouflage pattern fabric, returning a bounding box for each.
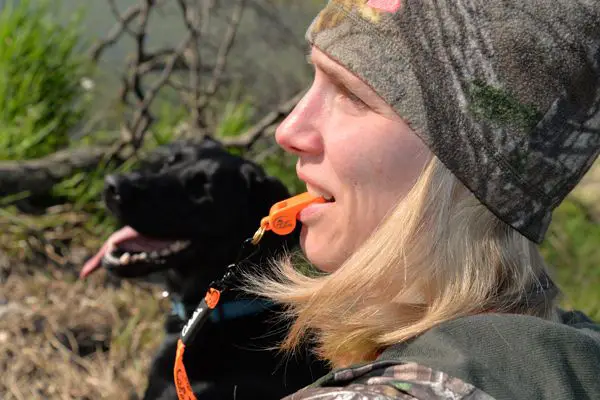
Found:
[306,0,600,243]
[284,361,494,399]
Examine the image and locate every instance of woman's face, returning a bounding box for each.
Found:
[276,47,430,272]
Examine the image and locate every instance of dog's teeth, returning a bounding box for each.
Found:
[170,241,190,252]
[160,248,172,256]
[119,253,131,265]
[149,251,159,259]
[104,251,120,265]
[139,252,148,260]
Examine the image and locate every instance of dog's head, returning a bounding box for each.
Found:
[80,136,294,282]
[105,137,288,238]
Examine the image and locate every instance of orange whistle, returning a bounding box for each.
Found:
[260,192,325,235]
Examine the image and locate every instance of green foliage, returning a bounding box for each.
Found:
[0,0,90,160]
[211,96,302,194]
[261,149,305,195]
[149,101,186,147]
[216,98,256,138]
[51,158,138,237]
[49,100,185,236]
[541,199,600,321]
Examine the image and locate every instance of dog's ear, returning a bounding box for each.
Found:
[259,175,291,204]
[198,134,223,149]
[240,163,290,214]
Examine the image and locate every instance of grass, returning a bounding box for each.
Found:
[0,0,90,160]
[0,206,166,399]
[0,263,166,400]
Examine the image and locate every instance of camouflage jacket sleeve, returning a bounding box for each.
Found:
[283,361,495,400]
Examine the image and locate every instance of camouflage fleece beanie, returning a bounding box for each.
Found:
[306,0,600,243]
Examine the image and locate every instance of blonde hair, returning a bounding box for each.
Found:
[245,156,558,368]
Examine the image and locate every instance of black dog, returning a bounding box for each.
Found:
[81,137,327,400]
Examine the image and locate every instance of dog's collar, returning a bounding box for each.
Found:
[171,297,273,323]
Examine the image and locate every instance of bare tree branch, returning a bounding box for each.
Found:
[203,0,245,98]
[129,34,195,147]
[87,0,296,154]
[176,0,206,132]
[88,0,168,61]
[89,0,247,149]
[0,147,117,198]
[222,89,304,149]
[0,1,315,204]
[247,0,306,51]
[107,0,138,37]
[0,88,305,200]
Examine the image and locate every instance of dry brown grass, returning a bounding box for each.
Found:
[0,205,170,400]
[0,263,167,400]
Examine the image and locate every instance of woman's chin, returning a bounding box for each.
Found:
[300,226,338,273]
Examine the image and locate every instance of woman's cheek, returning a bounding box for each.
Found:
[328,129,375,168]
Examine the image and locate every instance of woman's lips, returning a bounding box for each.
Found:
[297,173,335,223]
[298,201,333,223]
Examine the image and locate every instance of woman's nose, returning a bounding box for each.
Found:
[276,88,324,156]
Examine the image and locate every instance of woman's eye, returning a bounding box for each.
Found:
[338,87,367,109]
[347,92,366,107]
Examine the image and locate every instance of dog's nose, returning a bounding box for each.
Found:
[104,174,123,204]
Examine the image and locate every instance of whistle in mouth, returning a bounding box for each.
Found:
[260,192,325,236]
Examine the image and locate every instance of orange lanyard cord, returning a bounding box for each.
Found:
[173,193,325,400]
[173,237,253,400]
[174,339,196,400]
[174,288,221,400]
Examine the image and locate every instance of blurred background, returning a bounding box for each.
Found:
[0,1,598,399]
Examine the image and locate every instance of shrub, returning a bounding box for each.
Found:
[0,0,89,160]
[541,199,600,321]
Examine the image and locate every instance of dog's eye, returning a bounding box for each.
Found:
[158,153,184,173]
[184,173,209,199]
[166,153,183,166]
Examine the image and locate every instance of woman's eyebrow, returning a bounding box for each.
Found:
[312,55,398,116]
[313,57,364,94]
[308,52,387,110]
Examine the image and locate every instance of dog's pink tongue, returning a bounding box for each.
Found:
[79,226,142,278]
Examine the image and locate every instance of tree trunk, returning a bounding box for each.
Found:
[0,147,114,198]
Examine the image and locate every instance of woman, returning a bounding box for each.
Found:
[248,1,600,399]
